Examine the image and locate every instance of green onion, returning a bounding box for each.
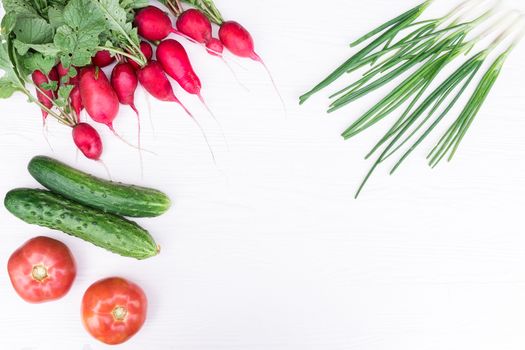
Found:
[300,1,523,197]
[356,15,523,197]
[331,9,494,115]
[299,0,432,104]
[428,32,521,167]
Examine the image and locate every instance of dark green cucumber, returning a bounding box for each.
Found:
[28,156,171,217]
[4,188,159,260]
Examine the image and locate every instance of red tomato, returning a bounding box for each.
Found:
[7,236,77,303]
[81,277,148,345]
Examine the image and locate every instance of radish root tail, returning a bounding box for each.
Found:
[198,94,229,151]
[42,123,54,153]
[170,28,199,44]
[188,114,217,165]
[221,58,250,92]
[130,104,144,179]
[176,100,194,118]
[97,158,112,181]
[107,124,157,155]
[252,53,287,117]
[143,89,156,139]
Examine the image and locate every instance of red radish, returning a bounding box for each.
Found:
[57,62,69,79]
[206,38,224,57]
[59,63,82,119]
[156,39,226,145]
[72,123,103,160]
[58,63,79,85]
[70,85,83,119]
[70,72,80,86]
[134,6,180,41]
[218,21,259,60]
[48,68,59,92]
[176,9,212,44]
[80,66,143,153]
[156,39,202,96]
[111,63,139,114]
[111,62,144,173]
[111,62,142,164]
[219,21,286,111]
[92,50,115,68]
[137,60,215,162]
[128,41,153,70]
[175,9,225,57]
[141,41,154,60]
[32,70,55,122]
[79,66,119,131]
[137,61,190,112]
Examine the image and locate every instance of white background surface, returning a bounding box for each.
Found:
[1,0,525,349]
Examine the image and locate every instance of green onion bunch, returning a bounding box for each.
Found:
[300,0,525,197]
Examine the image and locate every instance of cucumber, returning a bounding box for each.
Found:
[4,188,159,260]
[28,156,171,218]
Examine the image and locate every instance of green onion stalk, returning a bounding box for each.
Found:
[345,9,513,142]
[299,0,523,197]
[329,7,497,115]
[346,0,483,74]
[299,0,496,105]
[428,16,525,167]
[381,12,521,163]
[353,14,524,197]
[299,0,434,104]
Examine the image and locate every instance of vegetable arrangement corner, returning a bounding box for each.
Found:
[0,0,284,345]
[1,0,524,346]
[4,155,170,344]
[300,0,525,197]
[0,0,282,165]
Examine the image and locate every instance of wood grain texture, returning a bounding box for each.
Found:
[1,0,525,348]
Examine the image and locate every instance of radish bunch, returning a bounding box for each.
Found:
[135,5,269,63]
[32,68,58,123]
[30,63,104,161]
[1,0,281,167]
[136,4,284,103]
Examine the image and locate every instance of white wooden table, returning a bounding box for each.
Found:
[1,0,525,348]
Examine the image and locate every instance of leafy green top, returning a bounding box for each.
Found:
[0,0,148,121]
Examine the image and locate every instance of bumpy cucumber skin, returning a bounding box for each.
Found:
[28,156,171,218]
[4,189,159,260]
